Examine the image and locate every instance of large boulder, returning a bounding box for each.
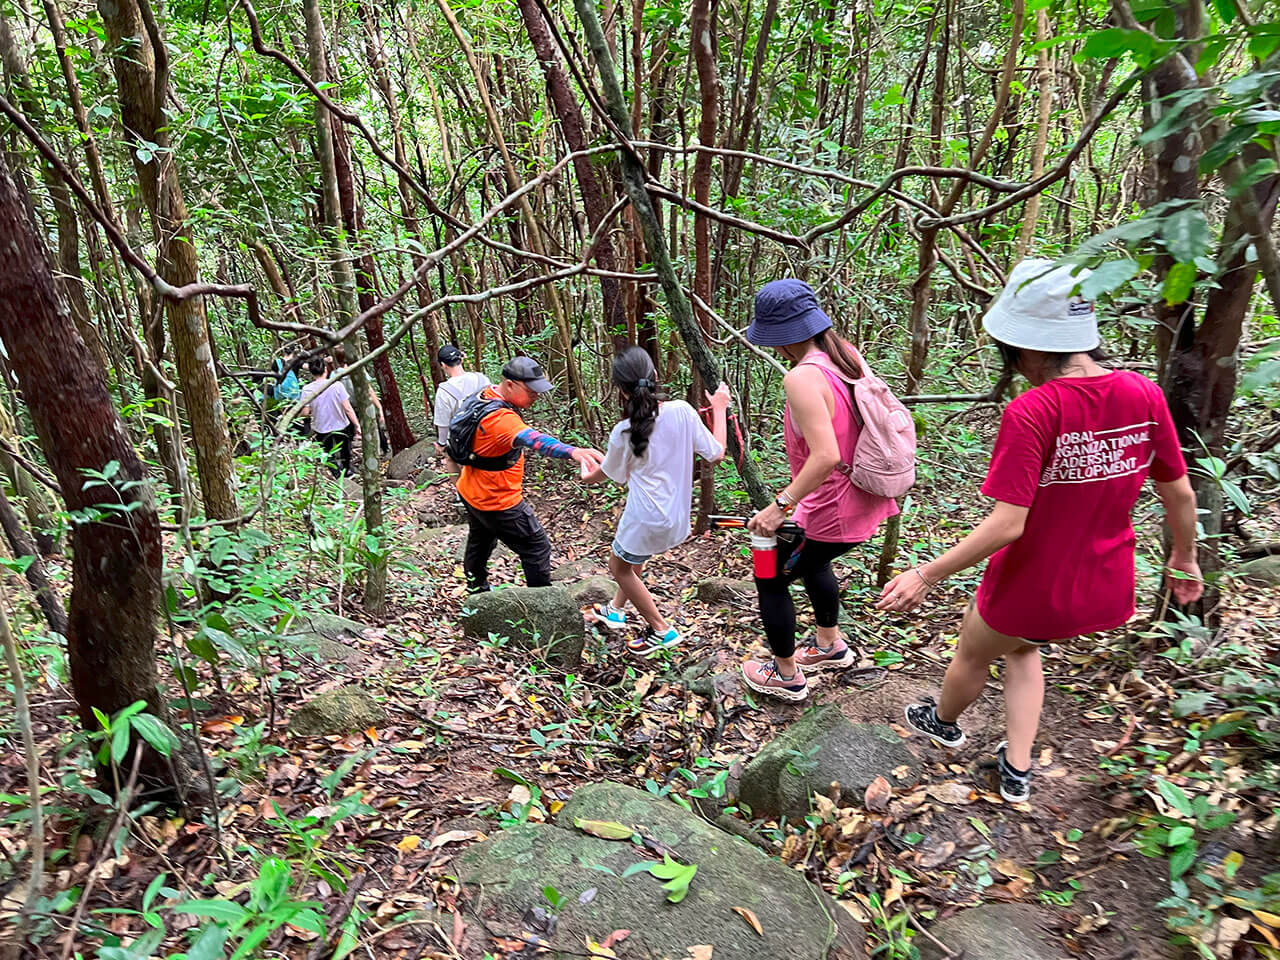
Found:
[387,438,445,481]
[288,686,385,736]
[739,704,919,820]
[457,782,862,960]
[1239,554,1280,586]
[918,904,1066,960]
[460,585,585,667]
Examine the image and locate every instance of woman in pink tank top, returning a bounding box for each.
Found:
[740,279,897,702]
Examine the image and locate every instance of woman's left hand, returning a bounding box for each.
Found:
[747,502,786,537]
[876,570,930,613]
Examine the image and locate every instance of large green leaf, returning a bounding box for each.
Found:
[1080,259,1140,299]
[1162,261,1197,305]
[1162,206,1210,263]
[1154,776,1194,817]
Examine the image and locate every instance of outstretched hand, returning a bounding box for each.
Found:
[573,447,605,479]
[706,382,732,411]
[875,569,930,613]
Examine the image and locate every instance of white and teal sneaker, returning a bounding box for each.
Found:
[628,626,682,654]
[593,604,628,630]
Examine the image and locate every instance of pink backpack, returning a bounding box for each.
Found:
[804,350,917,498]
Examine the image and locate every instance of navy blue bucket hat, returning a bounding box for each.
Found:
[747,279,833,346]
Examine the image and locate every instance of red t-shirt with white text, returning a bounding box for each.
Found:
[976,370,1186,641]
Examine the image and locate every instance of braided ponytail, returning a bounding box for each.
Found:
[612,346,660,458]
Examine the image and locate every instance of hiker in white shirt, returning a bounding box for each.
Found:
[433,344,491,473]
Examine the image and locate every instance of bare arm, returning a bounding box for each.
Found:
[1156,475,1202,604]
[747,366,839,536]
[703,382,731,463]
[341,398,359,428]
[877,501,1029,611]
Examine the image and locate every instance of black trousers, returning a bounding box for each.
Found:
[317,425,355,476]
[463,500,553,591]
[754,533,856,658]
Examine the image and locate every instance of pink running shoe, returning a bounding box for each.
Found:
[741,659,808,701]
[794,637,856,670]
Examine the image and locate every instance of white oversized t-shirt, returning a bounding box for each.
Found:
[433,371,491,443]
[300,378,351,434]
[601,400,723,557]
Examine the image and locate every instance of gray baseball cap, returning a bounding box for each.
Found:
[502,356,554,393]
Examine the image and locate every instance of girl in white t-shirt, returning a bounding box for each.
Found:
[583,347,730,653]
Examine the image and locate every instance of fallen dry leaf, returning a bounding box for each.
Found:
[396,834,421,853]
[600,929,631,949]
[731,906,763,936]
[917,839,956,869]
[584,937,617,958]
[687,947,713,960]
[864,776,892,813]
[926,782,976,805]
[574,819,634,840]
[837,899,870,924]
[429,829,483,849]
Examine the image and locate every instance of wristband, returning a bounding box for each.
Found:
[912,566,937,590]
[775,490,796,515]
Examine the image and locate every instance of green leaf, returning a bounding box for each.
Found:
[1248,24,1280,60]
[573,818,634,840]
[1154,777,1194,817]
[1168,825,1195,846]
[646,854,687,881]
[1172,692,1214,717]
[1080,258,1140,299]
[1169,841,1197,878]
[1208,0,1235,23]
[130,713,180,758]
[1080,28,1153,62]
[1162,261,1197,305]
[621,861,654,879]
[1240,358,1280,395]
[1162,207,1210,263]
[1228,158,1278,199]
[111,720,130,765]
[172,899,250,924]
[185,923,229,960]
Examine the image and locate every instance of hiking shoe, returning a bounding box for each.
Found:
[628,626,682,654]
[741,659,808,701]
[593,604,627,631]
[995,741,1031,803]
[794,636,857,671]
[903,697,966,748]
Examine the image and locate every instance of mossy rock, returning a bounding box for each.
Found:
[694,577,755,604]
[388,438,444,481]
[1239,554,1280,586]
[282,613,371,665]
[288,686,386,736]
[460,585,585,667]
[917,904,1066,960]
[567,575,619,608]
[739,704,919,820]
[457,782,862,960]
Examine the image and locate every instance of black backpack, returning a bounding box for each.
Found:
[446,394,523,470]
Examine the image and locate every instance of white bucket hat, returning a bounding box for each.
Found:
[982,258,1099,352]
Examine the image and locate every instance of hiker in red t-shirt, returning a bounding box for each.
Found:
[878,259,1202,803]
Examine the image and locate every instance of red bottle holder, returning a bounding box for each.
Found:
[751,535,778,578]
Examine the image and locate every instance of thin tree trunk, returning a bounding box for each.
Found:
[0,486,66,637]
[97,0,239,521]
[330,116,416,453]
[515,0,627,346]
[692,0,719,528]
[302,0,386,615]
[574,0,770,508]
[0,149,181,798]
[1016,9,1053,257]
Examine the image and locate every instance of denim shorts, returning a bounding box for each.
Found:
[611,538,652,566]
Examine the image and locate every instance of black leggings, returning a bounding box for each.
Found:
[754,533,856,658]
[317,425,355,476]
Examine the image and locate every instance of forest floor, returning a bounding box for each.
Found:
[4,422,1279,960]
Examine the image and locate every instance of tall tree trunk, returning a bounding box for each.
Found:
[691,0,719,527]
[1016,9,1053,257]
[330,116,416,453]
[0,149,180,797]
[434,0,593,432]
[97,0,239,521]
[574,0,770,508]
[515,0,627,346]
[0,486,66,637]
[0,9,105,371]
[303,0,387,615]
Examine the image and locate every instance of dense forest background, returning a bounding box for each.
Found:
[0,0,1278,957]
